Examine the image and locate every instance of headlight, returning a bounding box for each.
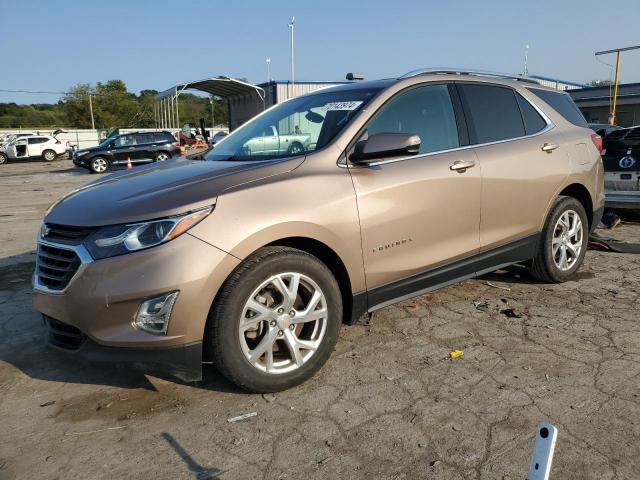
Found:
[84,206,213,259]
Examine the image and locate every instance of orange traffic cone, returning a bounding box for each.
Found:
[127,156,132,170]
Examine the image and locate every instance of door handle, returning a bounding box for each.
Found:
[541,143,559,153]
[450,160,476,172]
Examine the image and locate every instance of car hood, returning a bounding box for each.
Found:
[75,146,102,155]
[45,156,304,227]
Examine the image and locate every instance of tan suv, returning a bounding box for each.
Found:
[34,69,604,392]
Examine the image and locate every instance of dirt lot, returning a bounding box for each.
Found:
[1,159,639,480]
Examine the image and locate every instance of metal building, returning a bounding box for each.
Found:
[569,82,640,127]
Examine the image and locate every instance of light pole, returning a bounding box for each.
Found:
[266,57,271,82]
[595,45,640,125]
[88,92,95,129]
[288,17,295,90]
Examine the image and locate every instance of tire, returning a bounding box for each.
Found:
[155,151,170,162]
[89,156,109,174]
[207,246,342,393]
[42,149,56,162]
[529,196,589,283]
[0,153,7,165]
[287,142,305,155]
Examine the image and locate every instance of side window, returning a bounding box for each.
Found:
[516,93,547,135]
[28,137,47,144]
[137,133,154,144]
[366,84,460,154]
[526,88,588,127]
[115,135,136,147]
[459,84,525,144]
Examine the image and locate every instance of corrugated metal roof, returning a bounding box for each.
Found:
[155,77,264,100]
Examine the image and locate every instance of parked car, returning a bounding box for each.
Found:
[600,125,640,210]
[208,131,228,146]
[588,122,622,138]
[0,132,34,148]
[0,135,67,164]
[73,131,181,173]
[34,69,603,392]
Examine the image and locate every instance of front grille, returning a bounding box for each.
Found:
[44,316,85,350]
[43,223,94,244]
[36,244,81,290]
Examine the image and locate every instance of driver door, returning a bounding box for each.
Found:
[348,83,482,308]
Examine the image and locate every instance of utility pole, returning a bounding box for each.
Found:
[88,92,95,129]
[266,57,271,82]
[595,45,640,125]
[523,44,530,76]
[288,17,296,92]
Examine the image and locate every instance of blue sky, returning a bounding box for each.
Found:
[1,0,639,104]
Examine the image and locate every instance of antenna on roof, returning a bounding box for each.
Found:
[346,73,365,81]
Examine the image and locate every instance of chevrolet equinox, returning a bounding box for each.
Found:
[34,69,604,392]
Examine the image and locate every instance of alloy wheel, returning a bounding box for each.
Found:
[552,210,583,271]
[93,158,107,173]
[238,272,328,374]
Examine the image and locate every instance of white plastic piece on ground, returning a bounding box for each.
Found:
[527,422,558,480]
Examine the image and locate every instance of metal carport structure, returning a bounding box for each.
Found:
[154,76,266,131]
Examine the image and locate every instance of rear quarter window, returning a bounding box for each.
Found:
[156,132,174,142]
[516,93,547,135]
[527,88,588,127]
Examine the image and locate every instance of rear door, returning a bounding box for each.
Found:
[27,137,48,156]
[457,83,570,251]
[349,83,482,308]
[134,133,154,163]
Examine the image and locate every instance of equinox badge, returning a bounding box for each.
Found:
[372,238,413,253]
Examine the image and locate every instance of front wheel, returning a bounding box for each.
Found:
[0,153,7,165]
[42,149,56,162]
[207,246,342,392]
[529,196,588,283]
[89,156,109,174]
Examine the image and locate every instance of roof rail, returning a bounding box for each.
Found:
[399,68,540,85]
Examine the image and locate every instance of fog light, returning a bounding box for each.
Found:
[134,291,179,335]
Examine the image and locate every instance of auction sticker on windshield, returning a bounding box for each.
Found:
[325,101,363,111]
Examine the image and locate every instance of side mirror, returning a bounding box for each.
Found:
[349,133,421,164]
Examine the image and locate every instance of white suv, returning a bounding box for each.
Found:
[0,135,68,164]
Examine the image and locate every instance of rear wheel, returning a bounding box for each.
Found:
[42,149,56,162]
[89,156,109,174]
[155,151,170,162]
[0,153,7,165]
[287,142,304,155]
[529,196,588,283]
[207,246,342,392]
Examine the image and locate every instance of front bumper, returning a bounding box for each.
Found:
[33,233,240,381]
[44,315,203,381]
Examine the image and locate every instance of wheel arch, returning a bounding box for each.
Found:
[266,236,357,325]
[558,183,594,228]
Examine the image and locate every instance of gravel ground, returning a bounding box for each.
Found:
[1,159,639,479]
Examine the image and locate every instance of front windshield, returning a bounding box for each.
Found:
[204,87,381,161]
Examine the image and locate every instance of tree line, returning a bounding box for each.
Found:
[0,80,228,129]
